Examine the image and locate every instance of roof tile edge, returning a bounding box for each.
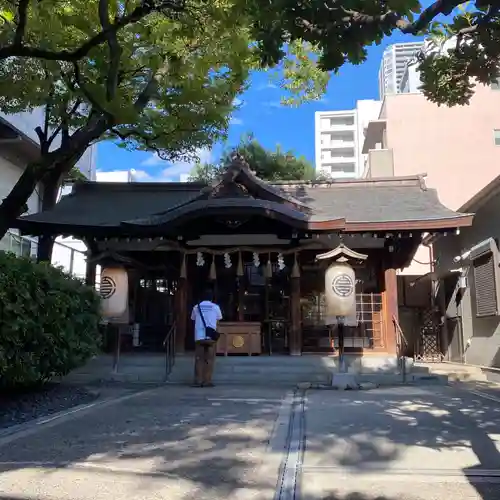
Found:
[273,174,429,189]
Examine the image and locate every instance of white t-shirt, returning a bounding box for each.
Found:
[191,300,223,341]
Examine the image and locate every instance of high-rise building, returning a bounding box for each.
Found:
[378,42,424,99]
[314,100,381,179]
[399,37,459,95]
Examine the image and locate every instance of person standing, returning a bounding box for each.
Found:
[191,288,222,387]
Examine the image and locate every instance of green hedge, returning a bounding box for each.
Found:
[0,252,102,390]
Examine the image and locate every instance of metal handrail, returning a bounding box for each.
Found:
[163,321,177,381]
[393,315,409,382]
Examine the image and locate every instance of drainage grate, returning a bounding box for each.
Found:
[274,390,306,500]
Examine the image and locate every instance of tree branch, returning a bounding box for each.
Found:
[98,0,121,101]
[396,0,465,34]
[72,61,113,119]
[0,0,188,62]
[306,0,470,38]
[14,0,30,46]
[49,98,84,147]
[134,71,160,111]
[111,127,160,143]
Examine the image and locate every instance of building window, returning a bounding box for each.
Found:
[494,130,500,146]
[471,238,500,317]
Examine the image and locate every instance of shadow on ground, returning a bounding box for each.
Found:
[304,386,500,499]
[0,494,406,500]
[0,385,499,498]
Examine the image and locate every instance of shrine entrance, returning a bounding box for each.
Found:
[187,252,291,354]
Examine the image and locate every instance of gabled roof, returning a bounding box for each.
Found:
[459,173,500,213]
[14,161,473,237]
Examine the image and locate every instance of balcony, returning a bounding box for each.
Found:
[322,155,356,164]
[321,123,356,134]
[363,149,394,178]
[321,140,355,150]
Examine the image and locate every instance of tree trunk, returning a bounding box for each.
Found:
[36,170,64,263]
[0,115,109,241]
[0,163,42,240]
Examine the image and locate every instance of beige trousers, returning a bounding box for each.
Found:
[194,339,216,385]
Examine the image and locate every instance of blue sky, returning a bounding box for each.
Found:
[96,30,423,182]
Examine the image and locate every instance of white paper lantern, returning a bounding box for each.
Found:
[100,267,129,319]
[324,263,356,319]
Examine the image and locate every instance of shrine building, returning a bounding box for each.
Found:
[14,158,473,361]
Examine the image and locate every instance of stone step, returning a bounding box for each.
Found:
[64,353,436,387]
[413,362,488,382]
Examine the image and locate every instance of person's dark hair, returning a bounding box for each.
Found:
[201,288,214,302]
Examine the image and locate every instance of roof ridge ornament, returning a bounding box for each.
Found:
[316,243,368,264]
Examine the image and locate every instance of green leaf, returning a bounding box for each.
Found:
[0,252,102,390]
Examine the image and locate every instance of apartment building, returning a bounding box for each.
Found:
[314,100,381,178]
[362,83,500,275]
[378,42,424,99]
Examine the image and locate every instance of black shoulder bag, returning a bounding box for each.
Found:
[197,303,220,341]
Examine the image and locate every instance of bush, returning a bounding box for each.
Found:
[0,252,102,390]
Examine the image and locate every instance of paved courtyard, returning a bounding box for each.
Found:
[0,383,500,499]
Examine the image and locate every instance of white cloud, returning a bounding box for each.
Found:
[263,100,282,108]
[140,147,212,179]
[257,82,278,91]
[230,117,243,126]
[95,168,174,183]
[140,152,163,167]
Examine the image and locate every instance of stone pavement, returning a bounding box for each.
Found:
[300,385,500,499]
[1,384,500,499]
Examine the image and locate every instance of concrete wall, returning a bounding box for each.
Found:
[434,192,500,368]
[383,84,500,211]
[366,149,394,178]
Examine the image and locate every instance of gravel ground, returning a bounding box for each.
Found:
[0,383,99,429]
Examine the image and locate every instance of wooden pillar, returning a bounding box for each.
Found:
[289,276,301,355]
[175,277,188,353]
[289,254,302,356]
[237,252,245,321]
[237,278,245,321]
[384,267,398,355]
[84,241,98,288]
[85,258,97,288]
